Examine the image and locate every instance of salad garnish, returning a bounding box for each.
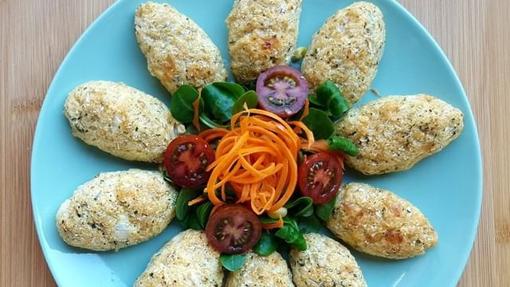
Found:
[203,108,314,215]
[161,65,359,271]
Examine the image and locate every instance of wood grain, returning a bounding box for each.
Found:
[0,0,507,286]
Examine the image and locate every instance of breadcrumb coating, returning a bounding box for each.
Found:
[327,183,438,259]
[56,169,177,251]
[64,81,184,163]
[302,2,385,104]
[290,233,367,287]
[135,2,227,93]
[337,94,464,175]
[135,230,223,287]
[225,252,294,287]
[227,0,302,84]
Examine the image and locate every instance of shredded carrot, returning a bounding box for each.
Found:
[262,217,284,229]
[198,128,228,143]
[290,121,315,149]
[210,204,221,216]
[301,139,329,153]
[204,109,314,223]
[298,98,310,121]
[192,97,201,131]
[188,194,207,206]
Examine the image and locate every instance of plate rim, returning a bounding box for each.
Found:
[30,1,124,286]
[389,3,484,286]
[387,4,483,286]
[30,0,483,286]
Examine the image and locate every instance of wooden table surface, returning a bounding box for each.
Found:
[1,0,508,286]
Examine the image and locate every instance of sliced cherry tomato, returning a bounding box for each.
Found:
[256,65,308,118]
[163,135,215,188]
[298,152,344,204]
[205,204,262,254]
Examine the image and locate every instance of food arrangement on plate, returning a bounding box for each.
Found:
[55,1,465,286]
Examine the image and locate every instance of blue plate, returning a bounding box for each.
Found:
[31,0,482,286]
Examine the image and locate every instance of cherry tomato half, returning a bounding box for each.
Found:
[163,135,215,188]
[298,152,344,204]
[205,204,262,254]
[256,65,308,118]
